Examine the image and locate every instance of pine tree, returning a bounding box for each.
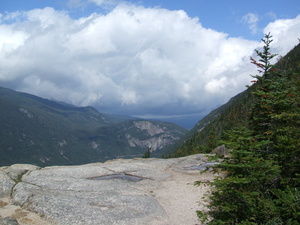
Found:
[142,147,151,158]
[197,34,300,224]
[250,34,300,188]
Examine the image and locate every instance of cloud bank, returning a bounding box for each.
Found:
[0,4,299,117]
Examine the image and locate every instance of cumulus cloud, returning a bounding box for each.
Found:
[0,4,299,117]
[264,15,300,54]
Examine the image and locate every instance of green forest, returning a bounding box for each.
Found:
[195,34,300,224]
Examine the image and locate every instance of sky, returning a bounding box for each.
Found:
[0,0,300,128]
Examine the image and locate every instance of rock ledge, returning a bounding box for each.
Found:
[0,154,215,225]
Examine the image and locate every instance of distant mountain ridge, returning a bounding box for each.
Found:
[0,87,187,166]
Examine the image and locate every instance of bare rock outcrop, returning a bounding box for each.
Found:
[0,154,215,225]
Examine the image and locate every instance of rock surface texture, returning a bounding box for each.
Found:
[0,154,215,225]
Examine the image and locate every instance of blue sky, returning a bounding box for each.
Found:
[0,0,299,128]
[2,0,299,40]
[141,0,299,39]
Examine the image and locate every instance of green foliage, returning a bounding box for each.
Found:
[142,147,152,158]
[250,33,277,76]
[168,87,254,158]
[199,127,282,224]
[249,34,300,188]
[197,34,300,224]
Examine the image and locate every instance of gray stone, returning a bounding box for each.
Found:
[211,144,228,156]
[1,164,40,198]
[11,162,167,225]
[27,192,165,225]
[0,217,19,225]
[12,182,41,206]
[185,162,219,171]
[3,164,40,181]
[0,171,15,198]
[7,154,214,225]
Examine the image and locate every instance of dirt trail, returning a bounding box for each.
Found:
[153,168,213,225]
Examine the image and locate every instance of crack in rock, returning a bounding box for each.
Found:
[88,173,144,182]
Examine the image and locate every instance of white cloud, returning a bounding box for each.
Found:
[242,12,259,34]
[0,26,28,53]
[0,4,299,117]
[264,15,300,54]
[205,77,227,94]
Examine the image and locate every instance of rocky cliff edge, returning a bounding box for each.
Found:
[0,154,215,225]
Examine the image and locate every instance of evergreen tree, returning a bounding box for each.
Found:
[197,34,300,224]
[142,147,151,158]
[250,34,300,188]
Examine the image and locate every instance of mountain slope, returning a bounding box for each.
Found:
[90,120,187,159]
[0,87,187,166]
[168,43,300,157]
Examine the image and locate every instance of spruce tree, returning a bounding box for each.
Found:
[250,34,300,188]
[197,34,300,224]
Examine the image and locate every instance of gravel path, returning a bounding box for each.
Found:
[154,168,213,225]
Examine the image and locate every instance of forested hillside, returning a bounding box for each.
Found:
[0,87,187,166]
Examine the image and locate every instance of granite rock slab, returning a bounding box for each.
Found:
[1,154,214,225]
